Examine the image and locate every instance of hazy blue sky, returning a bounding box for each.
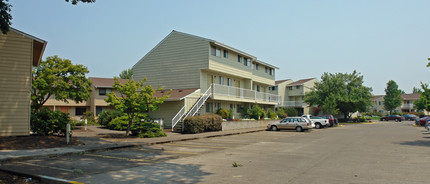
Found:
[9,0,430,95]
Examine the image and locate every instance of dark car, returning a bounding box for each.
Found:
[320,115,338,127]
[417,116,430,126]
[403,114,418,121]
[380,115,405,122]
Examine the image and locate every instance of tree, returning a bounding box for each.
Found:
[427,58,430,67]
[0,0,95,34]
[31,55,92,111]
[118,68,133,79]
[414,82,430,115]
[105,78,170,136]
[413,87,423,94]
[304,71,373,120]
[383,80,403,114]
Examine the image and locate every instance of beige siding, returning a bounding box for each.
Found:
[148,101,185,128]
[0,31,33,136]
[133,31,209,89]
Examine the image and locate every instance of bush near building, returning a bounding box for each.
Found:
[31,108,72,136]
[183,114,223,134]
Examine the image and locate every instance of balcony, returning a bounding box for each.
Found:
[279,101,307,108]
[401,104,414,109]
[211,83,280,104]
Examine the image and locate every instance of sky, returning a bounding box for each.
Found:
[8,0,430,95]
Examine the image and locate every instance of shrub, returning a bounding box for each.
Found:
[131,121,166,138]
[250,105,265,120]
[285,107,298,117]
[267,108,277,120]
[183,116,205,134]
[201,114,223,132]
[107,116,129,131]
[217,108,229,119]
[228,108,234,119]
[82,111,97,125]
[31,108,72,136]
[276,108,287,119]
[98,109,123,126]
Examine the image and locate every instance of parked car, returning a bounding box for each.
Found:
[320,115,338,127]
[302,115,329,129]
[416,116,430,126]
[267,117,312,132]
[403,114,418,121]
[380,115,405,122]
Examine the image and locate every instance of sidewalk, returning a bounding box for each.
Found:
[0,126,266,163]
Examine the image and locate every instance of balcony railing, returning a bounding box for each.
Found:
[401,104,414,109]
[279,101,307,107]
[212,83,280,104]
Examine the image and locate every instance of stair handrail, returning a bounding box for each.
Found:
[171,106,186,131]
[183,85,212,118]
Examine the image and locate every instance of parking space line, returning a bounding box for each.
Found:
[15,161,75,172]
[160,143,231,149]
[133,148,201,155]
[85,154,156,163]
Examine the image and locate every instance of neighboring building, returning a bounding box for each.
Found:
[132,30,280,130]
[273,78,317,115]
[370,93,424,115]
[0,28,47,136]
[44,77,128,120]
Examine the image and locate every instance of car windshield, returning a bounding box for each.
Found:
[311,117,322,119]
[419,117,429,120]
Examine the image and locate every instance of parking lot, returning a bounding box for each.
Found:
[2,121,430,183]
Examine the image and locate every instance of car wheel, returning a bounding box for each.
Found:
[395,119,399,122]
[296,126,303,132]
[271,125,278,131]
[315,123,321,129]
[381,119,385,121]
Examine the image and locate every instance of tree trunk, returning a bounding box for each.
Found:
[126,118,134,136]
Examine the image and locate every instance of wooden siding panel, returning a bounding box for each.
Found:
[148,101,185,128]
[0,30,33,136]
[133,31,209,89]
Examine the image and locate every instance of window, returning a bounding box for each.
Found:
[99,88,112,96]
[265,67,268,73]
[211,46,221,57]
[270,68,274,75]
[379,101,383,106]
[244,58,251,66]
[271,86,277,91]
[256,64,259,70]
[223,50,228,58]
[206,102,213,112]
[230,104,233,109]
[252,63,255,69]
[257,85,261,92]
[296,86,300,89]
[219,76,224,85]
[96,106,107,116]
[227,78,232,86]
[237,104,242,113]
[238,55,242,63]
[288,86,293,90]
[216,103,221,111]
[75,107,86,116]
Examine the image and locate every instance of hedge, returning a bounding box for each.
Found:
[183,114,222,134]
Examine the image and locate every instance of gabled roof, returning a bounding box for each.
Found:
[371,95,385,100]
[402,93,420,100]
[275,79,292,85]
[89,77,128,88]
[287,78,316,86]
[133,30,279,69]
[8,27,47,66]
[154,88,200,101]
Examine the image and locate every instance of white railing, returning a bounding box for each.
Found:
[212,83,280,103]
[401,104,414,109]
[183,86,212,118]
[280,101,307,107]
[171,106,186,131]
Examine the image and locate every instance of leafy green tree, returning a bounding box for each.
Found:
[383,80,403,114]
[427,58,430,67]
[413,87,423,94]
[284,107,298,117]
[105,77,170,136]
[304,71,372,120]
[31,55,92,111]
[119,68,133,79]
[414,82,430,115]
[0,0,94,34]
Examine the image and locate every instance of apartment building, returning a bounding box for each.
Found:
[132,30,280,130]
[44,77,128,120]
[370,93,423,115]
[272,78,317,115]
[0,28,47,136]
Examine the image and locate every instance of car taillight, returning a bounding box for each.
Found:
[307,123,309,126]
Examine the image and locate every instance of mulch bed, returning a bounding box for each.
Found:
[0,171,43,184]
[0,135,83,150]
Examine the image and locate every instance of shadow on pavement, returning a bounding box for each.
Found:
[398,139,430,147]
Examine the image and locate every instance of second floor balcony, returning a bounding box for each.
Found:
[211,83,280,105]
[279,101,308,108]
[401,104,415,109]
